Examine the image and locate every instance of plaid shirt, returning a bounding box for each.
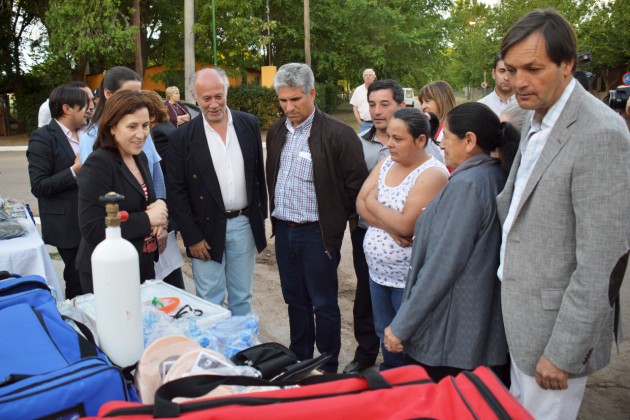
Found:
[272,110,319,223]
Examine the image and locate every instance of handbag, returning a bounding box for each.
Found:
[230,342,331,381]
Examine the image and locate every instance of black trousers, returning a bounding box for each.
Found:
[57,246,82,299]
[161,230,184,289]
[79,250,154,294]
[162,267,184,289]
[405,354,511,388]
[350,227,380,365]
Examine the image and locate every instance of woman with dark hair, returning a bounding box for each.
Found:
[423,111,444,164]
[79,66,166,199]
[358,107,449,370]
[142,90,172,175]
[383,102,519,383]
[76,90,168,292]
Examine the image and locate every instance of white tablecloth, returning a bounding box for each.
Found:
[0,219,62,298]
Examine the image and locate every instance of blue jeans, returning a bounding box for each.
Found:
[369,279,405,370]
[358,121,373,134]
[275,220,341,372]
[192,215,255,316]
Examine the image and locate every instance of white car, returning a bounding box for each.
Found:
[403,88,415,107]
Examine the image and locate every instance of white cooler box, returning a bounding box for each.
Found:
[72,279,231,328]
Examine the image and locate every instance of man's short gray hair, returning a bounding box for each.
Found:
[273,63,315,96]
[189,68,229,97]
[363,68,376,77]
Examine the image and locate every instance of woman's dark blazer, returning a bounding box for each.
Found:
[151,121,175,175]
[76,148,157,280]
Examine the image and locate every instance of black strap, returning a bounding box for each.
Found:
[462,371,510,420]
[0,271,14,281]
[61,315,99,358]
[153,370,392,418]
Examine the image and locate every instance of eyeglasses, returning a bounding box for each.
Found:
[171,304,203,319]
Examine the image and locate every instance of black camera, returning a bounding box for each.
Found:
[577,51,592,66]
[607,86,630,110]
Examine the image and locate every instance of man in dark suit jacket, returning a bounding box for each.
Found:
[166,68,267,316]
[27,85,88,299]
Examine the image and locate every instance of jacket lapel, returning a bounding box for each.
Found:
[117,154,145,199]
[189,117,225,210]
[511,87,580,220]
[49,120,77,163]
[232,111,253,202]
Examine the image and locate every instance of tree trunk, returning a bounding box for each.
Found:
[133,0,143,78]
[304,0,311,67]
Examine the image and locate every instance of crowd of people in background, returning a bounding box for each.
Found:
[26,8,630,420]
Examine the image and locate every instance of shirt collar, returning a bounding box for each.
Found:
[202,108,233,133]
[55,119,77,142]
[360,126,378,142]
[493,90,515,105]
[285,108,316,133]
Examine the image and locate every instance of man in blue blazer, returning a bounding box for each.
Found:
[27,85,89,299]
[166,68,267,316]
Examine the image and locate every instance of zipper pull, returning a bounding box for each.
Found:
[1,373,32,387]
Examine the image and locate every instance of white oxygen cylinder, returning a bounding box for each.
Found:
[91,192,143,367]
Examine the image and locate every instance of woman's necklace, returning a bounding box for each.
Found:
[124,159,140,174]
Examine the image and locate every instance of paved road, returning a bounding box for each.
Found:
[1,144,628,418]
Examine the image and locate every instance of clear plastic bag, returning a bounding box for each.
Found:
[0,209,25,240]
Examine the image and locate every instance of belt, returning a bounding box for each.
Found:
[225,208,249,219]
[282,220,318,228]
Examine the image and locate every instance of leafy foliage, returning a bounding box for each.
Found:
[578,0,630,88]
[44,0,137,76]
[228,84,280,128]
[4,0,630,132]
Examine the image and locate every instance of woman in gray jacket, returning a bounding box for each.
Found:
[384,102,519,383]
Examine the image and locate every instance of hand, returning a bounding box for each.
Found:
[384,326,404,353]
[146,204,168,227]
[157,228,168,254]
[177,114,190,126]
[148,199,167,211]
[535,355,569,390]
[189,240,211,260]
[389,232,412,247]
[71,153,82,175]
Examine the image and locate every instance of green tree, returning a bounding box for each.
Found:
[268,0,451,95]
[194,0,274,78]
[44,0,138,79]
[578,0,630,89]
[0,0,47,85]
[444,0,493,97]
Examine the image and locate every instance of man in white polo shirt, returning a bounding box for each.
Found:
[479,53,515,116]
[350,68,376,132]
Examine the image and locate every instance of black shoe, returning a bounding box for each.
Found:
[342,360,373,374]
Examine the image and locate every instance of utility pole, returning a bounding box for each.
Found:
[266,0,272,66]
[304,0,311,67]
[132,0,143,78]
[184,0,195,102]
[212,0,217,67]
